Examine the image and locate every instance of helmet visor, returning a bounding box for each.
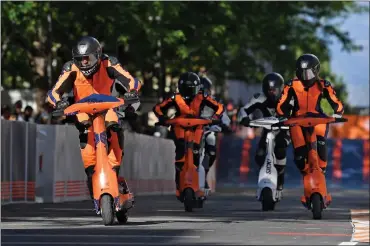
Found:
[180,85,199,98]
[73,53,99,70]
[298,68,316,81]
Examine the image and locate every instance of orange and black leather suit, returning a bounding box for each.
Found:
[276,78,344,173]
[153,92,224,171]
[47,54,141,175]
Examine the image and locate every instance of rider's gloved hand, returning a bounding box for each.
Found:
[240,117,250,127]
[332,113,342,118]
[123,89,139,102]
[56,100,69,110]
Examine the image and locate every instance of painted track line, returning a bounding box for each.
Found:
[350,209,369,243]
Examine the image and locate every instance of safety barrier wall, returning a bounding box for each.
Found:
[1,120,217,205]
[216,134,370,190]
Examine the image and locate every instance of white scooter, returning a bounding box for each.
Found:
[198,111,231,201]
[249,117,289,211]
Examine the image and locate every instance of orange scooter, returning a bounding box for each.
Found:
[274,113,347,219]
[158,116,220,212]
[52,93,139,225]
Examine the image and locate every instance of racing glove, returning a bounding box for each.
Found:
[240,117,250,127]
[56,100,69,110]
[332,113,342,118]
[123,89,139,102]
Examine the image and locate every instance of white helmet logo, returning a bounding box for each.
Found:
[179,80,183,84]
[301,61,308,69]
[78,44,88,54]
[269,81,274,87]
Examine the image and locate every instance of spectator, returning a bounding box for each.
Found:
[11,100,24,121]
[23,105,35,123]
[1,105,11,120]
[34,103,51,124]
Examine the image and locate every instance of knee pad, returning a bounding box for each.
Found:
[317,136,327,162]
[79,131,88,149]
[193,143,201,167]
[275,164,285,175]
[294,146,307,171]
[205,145,216,157]
[274,147,287,160]
[255,148,266,167]
[106,121,120,132]
[205,132,216,146]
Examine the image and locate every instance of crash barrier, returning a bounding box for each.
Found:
[216,134,370,190]
[1,119,217,204]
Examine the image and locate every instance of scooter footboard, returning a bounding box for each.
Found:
[303,170,327,198]
[257,158,278,200]
[181,166,202,197]
[92,167,119,200]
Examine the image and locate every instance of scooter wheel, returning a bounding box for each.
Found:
[116,209,128,224]
[100,194,115,226]
[311,193,322,220]
[261,188,275,211]
[183,188,194,212]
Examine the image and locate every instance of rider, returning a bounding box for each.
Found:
[198,75,231,189]
[47,36,141,204]
[276,54,344,175]
[153,72,224,198]
[238,72,290,195]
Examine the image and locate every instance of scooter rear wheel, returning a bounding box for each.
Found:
[183,188,194,212]
[311,193,322,220]
[100,194,115,226]
[261,188,275,211]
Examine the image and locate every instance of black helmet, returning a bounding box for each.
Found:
[199,76,212,94]
[178,72,201,100]
[262,72,284,103]
[72,36,102,77]
[295,54,320,87]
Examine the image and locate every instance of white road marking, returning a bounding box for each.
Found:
[338,242,358,245]
[2,234,201,239]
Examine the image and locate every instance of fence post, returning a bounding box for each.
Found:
[9,123,13,203]
[25,123,29,202]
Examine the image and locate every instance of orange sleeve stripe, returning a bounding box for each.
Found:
[47,72,72,107]
[327,86,344,113]
[111,64,136,90]
[154,99,171,116]
[215,103,224,116]
[276,86,290,115]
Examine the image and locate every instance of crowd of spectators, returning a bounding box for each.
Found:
[1,97,246,138]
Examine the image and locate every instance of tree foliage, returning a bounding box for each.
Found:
[1,1,367,109]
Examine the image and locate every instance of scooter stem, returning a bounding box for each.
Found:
[91,113,119,200]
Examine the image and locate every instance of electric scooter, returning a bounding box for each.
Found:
[248,117,289,211]
[274,113,347,219]
[53,93,139,225]
[159,116,220,212]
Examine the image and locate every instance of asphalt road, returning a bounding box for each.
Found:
[1,188,369,246]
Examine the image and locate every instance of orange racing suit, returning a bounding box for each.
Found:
[276,78,344,173]
[47,54,141,174]
[153,92,224,193]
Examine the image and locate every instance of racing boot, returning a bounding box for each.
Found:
[113,166,134,211]
[85,165,101,215]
